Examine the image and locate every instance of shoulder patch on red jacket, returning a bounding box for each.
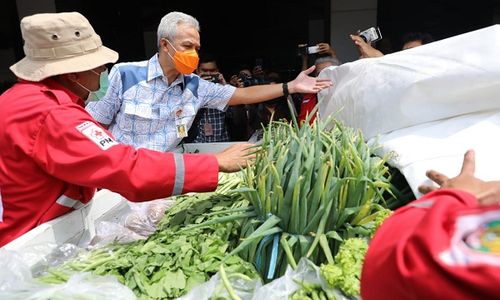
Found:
[76,121,118,150]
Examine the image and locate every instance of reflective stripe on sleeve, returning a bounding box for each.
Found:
[409,200,434,208]
[172,153,185,195]
[56,195,85,209]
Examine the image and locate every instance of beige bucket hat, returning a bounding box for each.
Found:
[10,12,118,82]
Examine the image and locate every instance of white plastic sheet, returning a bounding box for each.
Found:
[371,110,500,197]
[318,25,500,140]
[318,25,500,196]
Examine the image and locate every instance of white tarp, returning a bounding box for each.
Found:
[318,25,500,197]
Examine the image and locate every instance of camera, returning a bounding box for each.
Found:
[358,26,382,43]
[202,73,220,83]
[238,73,260,87]
[297,44,320,56]
[307,45,320,54]
[208,74,220,84]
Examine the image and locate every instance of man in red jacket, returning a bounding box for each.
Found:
[361,149,500,300]
[0,12,253,247]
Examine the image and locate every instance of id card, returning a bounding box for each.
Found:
[176,124,187,138]
[204,123,214,136]
[175,108,188,138]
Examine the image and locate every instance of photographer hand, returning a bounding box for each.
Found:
[215,72,227,85]
[418,150,500,206]
[229,74,245,88]
[317,42,336,57]
[199,71,213,81]
[252,65,265,79]
[350,35,384,59]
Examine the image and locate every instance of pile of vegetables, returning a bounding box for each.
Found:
[34,115,410,299]
[39,175,259,299]
[231,115,403,281]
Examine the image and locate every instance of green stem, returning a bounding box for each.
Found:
[219,264,242,300]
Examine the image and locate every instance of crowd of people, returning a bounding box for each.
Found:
[2,8,497,300]
[0,11,331,246]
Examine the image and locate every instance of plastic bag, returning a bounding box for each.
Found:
[12,243,81,276]
[0,249,136,300]
[123,199,174,234]
[179,258,353,300]
[90,198,174,247]
[253,258,351,300]
[178,271,262,300]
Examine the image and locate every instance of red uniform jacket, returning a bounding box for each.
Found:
[0,80,219,246]
[298,93,317,125]
[362,189,500,300]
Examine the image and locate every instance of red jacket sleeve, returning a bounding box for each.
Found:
[31,104,219,201]
[361,189,500,300]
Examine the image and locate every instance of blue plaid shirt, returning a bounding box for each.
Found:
[86,54,235,151]
[193,108,230,143]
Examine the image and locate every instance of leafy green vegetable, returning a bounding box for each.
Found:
[38,174,259,299]
[320,238,368,296]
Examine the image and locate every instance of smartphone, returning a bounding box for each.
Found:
[358,27,382,43]
[307,45,320,54]
[297,44,319,56]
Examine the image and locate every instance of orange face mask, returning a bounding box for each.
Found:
[166,39,199,74]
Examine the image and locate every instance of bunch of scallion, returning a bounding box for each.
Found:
[230,113,401,281]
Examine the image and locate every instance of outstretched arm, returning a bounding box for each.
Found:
[228,66,332,106]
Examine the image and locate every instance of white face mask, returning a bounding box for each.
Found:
[75,69,109,104]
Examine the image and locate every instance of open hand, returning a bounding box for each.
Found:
[288,66,333,94]
[215,143,258,173]
[418,150,500,206]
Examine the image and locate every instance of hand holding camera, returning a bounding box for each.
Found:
[357,26,382,44]
[297,43,320,56]
[201,72,226,84]
[238,72,260,87]
[316,43,336,57]
[350,34,384,59]
[229,74,244,87]
[297,42,336,57]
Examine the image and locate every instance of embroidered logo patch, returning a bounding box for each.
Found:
[76,121,118,150]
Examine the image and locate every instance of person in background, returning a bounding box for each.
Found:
[187,53,231,143]
[226,67,251,141]
[298,42,337,71]
[298,55,340,124]
[361,149,500,300]
[0,12,254,247]
[87,11,332,152]
[401,31,434,50]
[247,72,291,142]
